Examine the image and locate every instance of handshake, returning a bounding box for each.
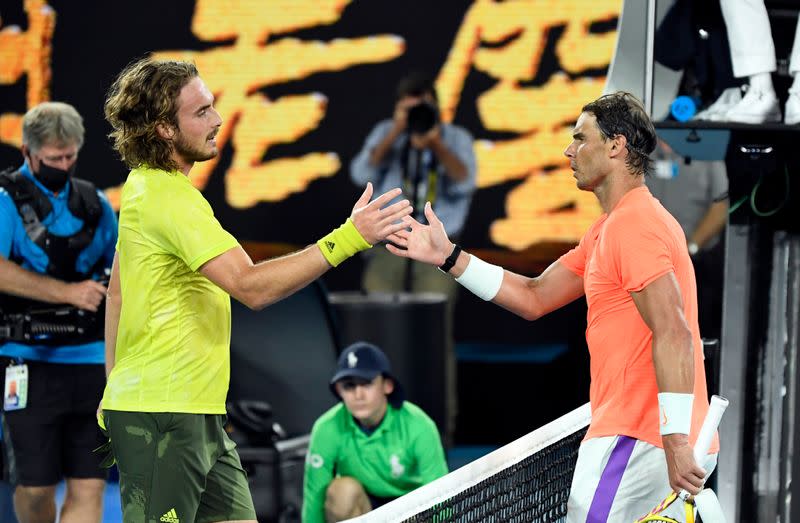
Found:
[317,183,454,271]
[318,183,504,304]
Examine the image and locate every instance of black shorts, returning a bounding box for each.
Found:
[1,359,108,486]
[368,493,396,510]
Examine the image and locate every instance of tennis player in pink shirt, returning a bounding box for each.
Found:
[385,92,718,522]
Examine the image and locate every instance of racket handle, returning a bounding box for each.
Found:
[677,395,729,502]
[693,395,728,464]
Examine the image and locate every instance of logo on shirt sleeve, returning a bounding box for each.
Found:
[307,453,324,469]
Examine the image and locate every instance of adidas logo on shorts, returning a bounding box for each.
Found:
[160,508,180,523]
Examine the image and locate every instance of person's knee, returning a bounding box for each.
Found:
[14,485,56,513]
[324,477,370,522]
[63,478,105,506]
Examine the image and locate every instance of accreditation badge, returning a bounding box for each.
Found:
[4,363,28,411]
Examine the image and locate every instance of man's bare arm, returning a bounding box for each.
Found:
[0,256,106,311]
[465,257,584,321]
[427,132,469,181]
[690,199,728,250]
[104,252,121,377]
[202,183,411,310]
[200,245,330,311]
[368,125,404,167]
[631,272,705,495]
[368,99,413,167]
[385,203,584,320]
[631,273,694,393]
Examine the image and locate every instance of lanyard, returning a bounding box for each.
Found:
[401,139,439,218]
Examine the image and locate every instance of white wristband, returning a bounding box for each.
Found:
[454,254,504,301]
[658,392,694,436]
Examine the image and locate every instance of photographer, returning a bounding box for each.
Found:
[0,102,117,523]
[351,71,476,295]
[350,71,476,445]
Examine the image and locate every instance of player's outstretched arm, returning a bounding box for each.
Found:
[201,183,411,310]
[386,202,584,320]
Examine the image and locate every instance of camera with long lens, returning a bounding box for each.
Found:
[406,101,439,135]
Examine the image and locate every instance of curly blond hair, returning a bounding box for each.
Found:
[104,57,198,171]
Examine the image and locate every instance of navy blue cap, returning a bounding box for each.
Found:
[329,341,405,408]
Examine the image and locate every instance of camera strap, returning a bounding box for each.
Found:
[401,138,439,220]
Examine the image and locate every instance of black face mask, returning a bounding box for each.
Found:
[30,158,76,193]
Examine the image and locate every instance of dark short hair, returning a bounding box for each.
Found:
[396,71,437,102]
[104,57,199,171]
[581,92,656,175]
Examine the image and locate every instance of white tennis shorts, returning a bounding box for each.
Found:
[566,435,718,523]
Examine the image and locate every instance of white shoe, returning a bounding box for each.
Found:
[722,87,781,124]
[694,87,742,120]
[785,88,800,125]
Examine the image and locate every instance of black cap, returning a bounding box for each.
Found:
[329,341,405,408]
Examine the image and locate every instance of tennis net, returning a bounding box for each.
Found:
[347,402,591,523]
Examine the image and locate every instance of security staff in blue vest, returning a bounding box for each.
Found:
[0,102,117,523]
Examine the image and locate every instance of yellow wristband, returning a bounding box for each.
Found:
[317,218,371,267]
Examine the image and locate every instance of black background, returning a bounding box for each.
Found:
[0,0,607,442]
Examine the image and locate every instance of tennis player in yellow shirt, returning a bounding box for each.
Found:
[98,57,412,523]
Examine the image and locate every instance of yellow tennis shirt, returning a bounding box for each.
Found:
[102,167,239,414]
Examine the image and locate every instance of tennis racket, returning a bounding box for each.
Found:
[634,394,729,523]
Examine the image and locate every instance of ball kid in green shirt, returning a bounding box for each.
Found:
[302,342,448,522]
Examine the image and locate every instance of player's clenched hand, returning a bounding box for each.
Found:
[349,182,412,245]
[386,201,453,267]
[662,433,706,495]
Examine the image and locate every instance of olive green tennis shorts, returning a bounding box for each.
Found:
[103,410,256,523]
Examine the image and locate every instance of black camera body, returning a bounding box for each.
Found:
[0,305,104,346]
[406,101,439,135]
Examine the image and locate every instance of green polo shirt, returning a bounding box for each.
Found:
[302,401,448,523]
